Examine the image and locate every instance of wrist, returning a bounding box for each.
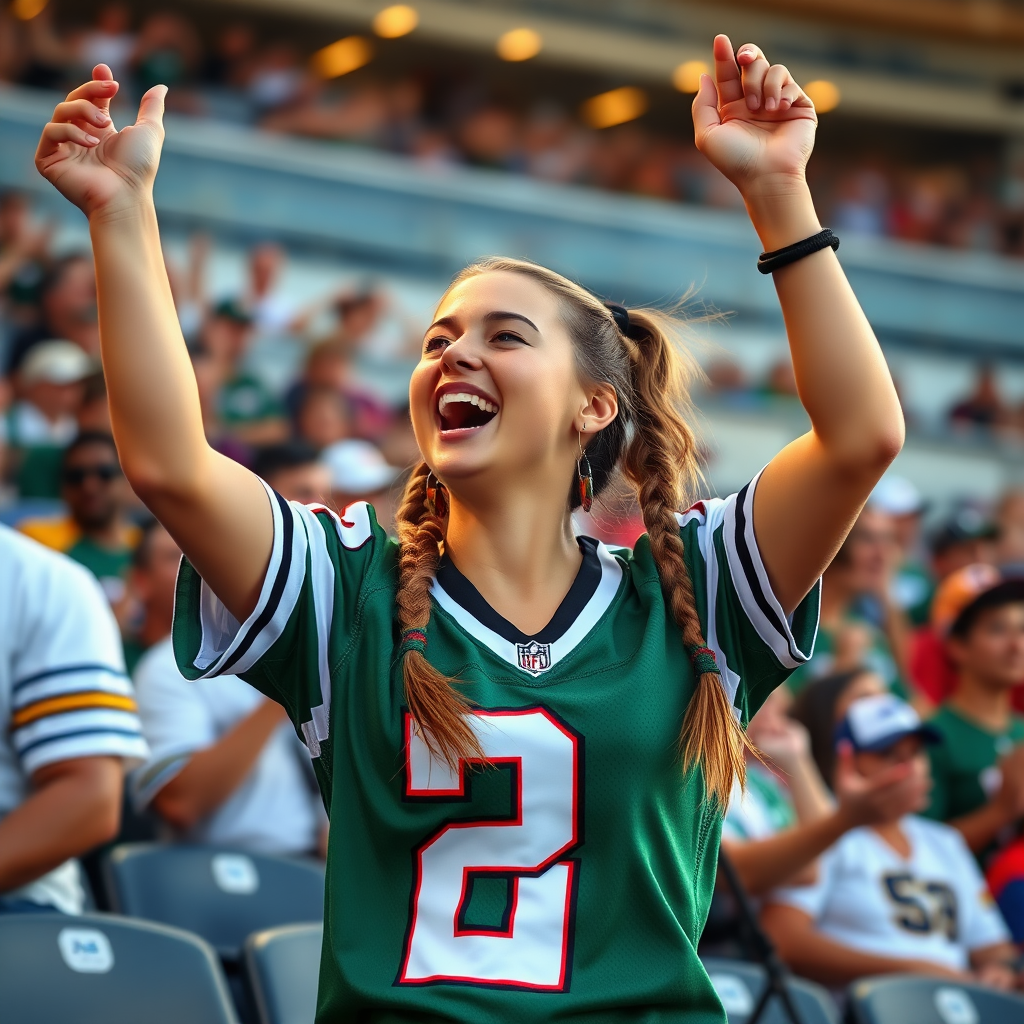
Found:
[743,181,822,252]
[88,194,156,231]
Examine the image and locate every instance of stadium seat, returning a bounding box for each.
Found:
[244,923,323,1024]
[103,843,325,960]
[701,957,839,1024]
[847,974,1024,1024]
[0,911,237,1024]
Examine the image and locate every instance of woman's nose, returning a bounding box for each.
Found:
[441,337,483,372]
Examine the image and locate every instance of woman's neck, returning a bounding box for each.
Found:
[444,491,582,636]
[872,819,911,858]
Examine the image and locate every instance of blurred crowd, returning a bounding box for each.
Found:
[4,176,1024,992]
[1,3,1024,257]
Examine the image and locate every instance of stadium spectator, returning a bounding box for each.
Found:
[19,432,140,607]
[131,533,325,857]
[763,694,1018,989]
[870,475,933,627]
[251,439,331,505]
[121,520,181,675]
[5,254,99,373]
[787,506,908,697]
[242,242,298,337]
[789,667,888,790]
[295,383,354,451]
[75,4,136,87]
[202,298,286,444]
[0,191,50,339]
[2,340,94,498]
[948,365,1008,431]
[923,564,1024,860]
[995,488,1024,568]
[721,683,923,897]
[322,437,401,533]
[0,524,148,913]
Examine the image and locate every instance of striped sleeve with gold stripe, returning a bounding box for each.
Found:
[10,663,149,774]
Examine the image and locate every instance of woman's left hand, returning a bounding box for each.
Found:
[693,34,817,201]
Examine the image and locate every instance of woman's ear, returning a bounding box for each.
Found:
[578,384,618,435]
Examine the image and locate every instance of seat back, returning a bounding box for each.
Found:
[848,974,1024,1024]
[0,912,237,1024]
[103,843,325,959]
[244,923,323,1024]
[701,957,839,1024]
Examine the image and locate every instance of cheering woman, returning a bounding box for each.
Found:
[36,33,903,1022]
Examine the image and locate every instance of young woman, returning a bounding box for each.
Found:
[36,33,904,1022]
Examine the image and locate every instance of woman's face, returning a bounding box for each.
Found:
[833,671,886,724]
[409,271,615,503]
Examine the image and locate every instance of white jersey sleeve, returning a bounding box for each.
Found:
[937,823,1011,951]
[1,525,148,776]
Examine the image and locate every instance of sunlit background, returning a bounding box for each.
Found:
[2,0,1024,519]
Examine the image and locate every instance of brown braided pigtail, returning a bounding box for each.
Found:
[621,309,754,806]
[395,460,483,770]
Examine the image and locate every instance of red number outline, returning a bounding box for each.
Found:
[396,706,584,991]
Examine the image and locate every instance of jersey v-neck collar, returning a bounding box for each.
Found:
[430,537,624,678]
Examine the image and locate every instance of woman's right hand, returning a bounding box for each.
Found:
[35,64,167,222]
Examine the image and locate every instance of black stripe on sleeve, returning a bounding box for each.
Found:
[221,488,295,673]
[732,482,790,643]
[12,663,127,695]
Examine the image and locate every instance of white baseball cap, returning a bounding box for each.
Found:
[870,475,925,517]
[835,693,940,753]
[323,439,401,494]
[20,340,97,386]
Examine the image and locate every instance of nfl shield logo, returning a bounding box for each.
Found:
[517,640,552,675]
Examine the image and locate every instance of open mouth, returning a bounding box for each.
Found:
[438,392,499,434]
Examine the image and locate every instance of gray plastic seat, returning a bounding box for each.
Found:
[848,974,1024,1024]
[701,957,839,1024]
[0,911,237,1024]
[103,842,325,960]
[245,923,323,1024]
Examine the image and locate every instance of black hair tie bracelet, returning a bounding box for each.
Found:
[757,228,839,275]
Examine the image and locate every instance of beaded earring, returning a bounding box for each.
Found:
[425,471,448,518]
[577,427,593,513]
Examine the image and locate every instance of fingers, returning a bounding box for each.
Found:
[36,120,100,164]
[691,74,722,142]
[712,34,743,105]
[736,44,770,111]
[51,98,112,133]
[65,73,118,114]
[136,84,167,131]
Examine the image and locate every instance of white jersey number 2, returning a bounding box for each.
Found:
[398,707,582,990]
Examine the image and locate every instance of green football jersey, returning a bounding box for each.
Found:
[173,474,819,1023]
[925,704,1024,835]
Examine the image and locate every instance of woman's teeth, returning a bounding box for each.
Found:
[438,393,499,415]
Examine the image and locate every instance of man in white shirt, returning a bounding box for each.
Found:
[130,524,323,857]
[0,525,149,913]
[763,694,1019,990]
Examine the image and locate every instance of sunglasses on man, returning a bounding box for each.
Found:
[62,464,121,486]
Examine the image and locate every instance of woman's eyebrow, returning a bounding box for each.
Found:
[483,310,538,331]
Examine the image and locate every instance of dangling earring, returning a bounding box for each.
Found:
[425,471,448,518]
[577,425,593,513]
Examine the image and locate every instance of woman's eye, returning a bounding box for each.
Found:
[424,335,449,353]
[492,331,524,344]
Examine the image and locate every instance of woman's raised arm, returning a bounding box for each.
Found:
[35,66,271,621]
[693,36,904,615]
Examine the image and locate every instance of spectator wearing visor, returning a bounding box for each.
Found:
[763,694,1018,991]
[322,437,402,534]
[923,564,1024,861]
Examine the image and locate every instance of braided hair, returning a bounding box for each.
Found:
[395,257,751,804]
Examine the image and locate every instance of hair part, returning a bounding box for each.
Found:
[395,257,750,804]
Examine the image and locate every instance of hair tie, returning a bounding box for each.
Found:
[605,301,645,343]
[400,628,428,656]
[686,644,721,677]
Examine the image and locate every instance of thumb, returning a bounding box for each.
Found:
[137,85,167,130]
[691,73,721,143]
